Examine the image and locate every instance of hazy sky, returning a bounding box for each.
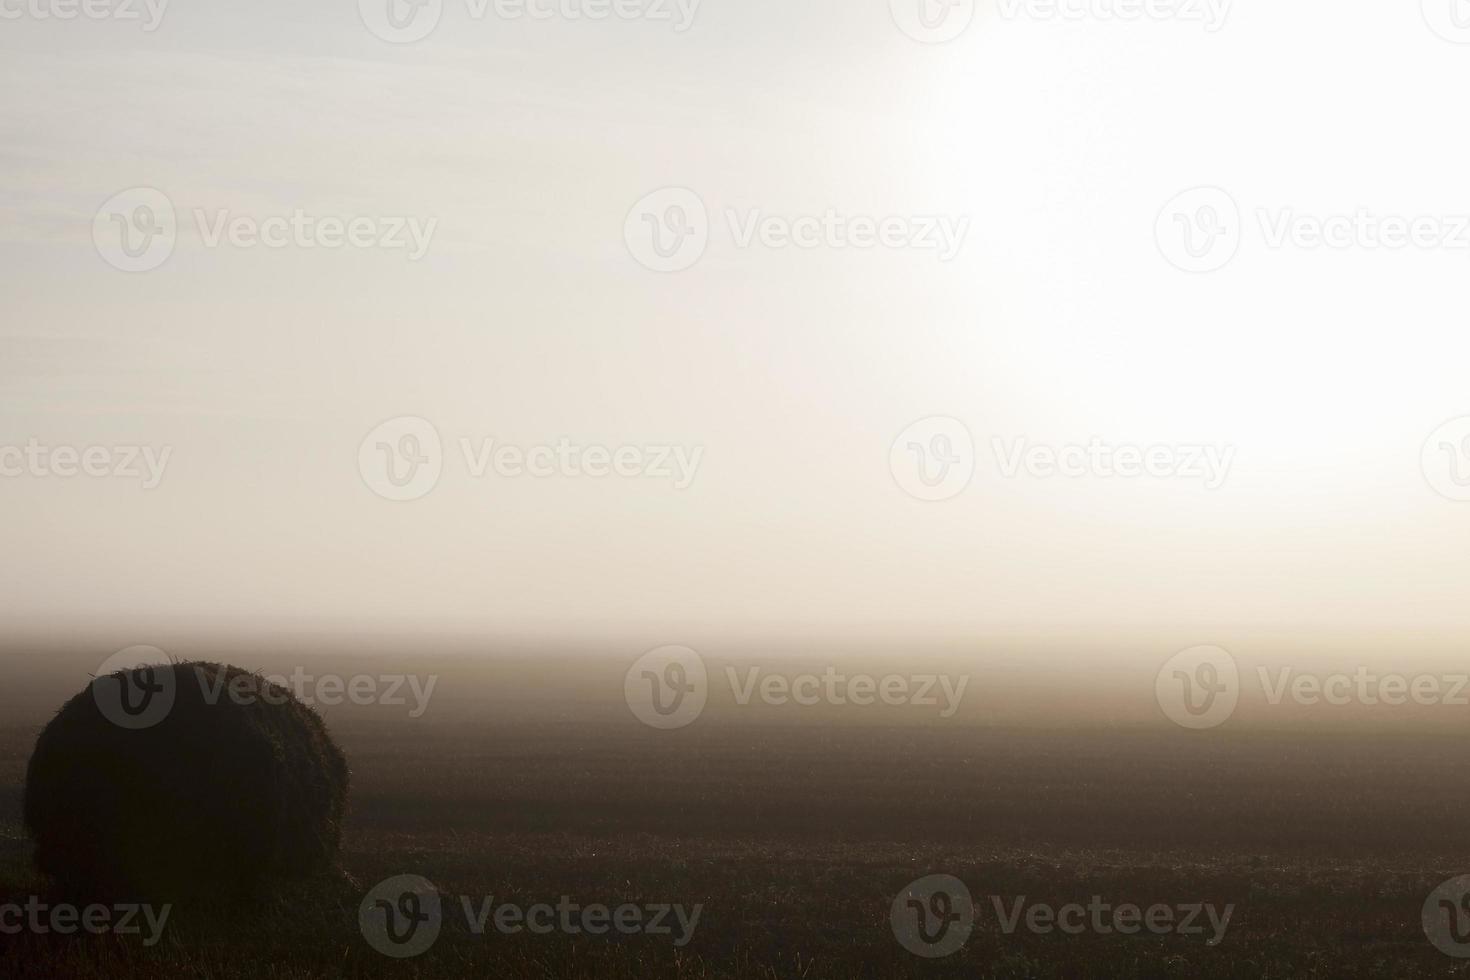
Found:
[3,2,1469,654]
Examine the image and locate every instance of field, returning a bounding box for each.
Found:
[2,650,1470,977]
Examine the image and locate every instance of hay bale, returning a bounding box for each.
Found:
[24,661,350,900]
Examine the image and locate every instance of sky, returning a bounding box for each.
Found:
[2,1,1470,660]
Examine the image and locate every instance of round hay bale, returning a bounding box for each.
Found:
[24,661,350,900]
